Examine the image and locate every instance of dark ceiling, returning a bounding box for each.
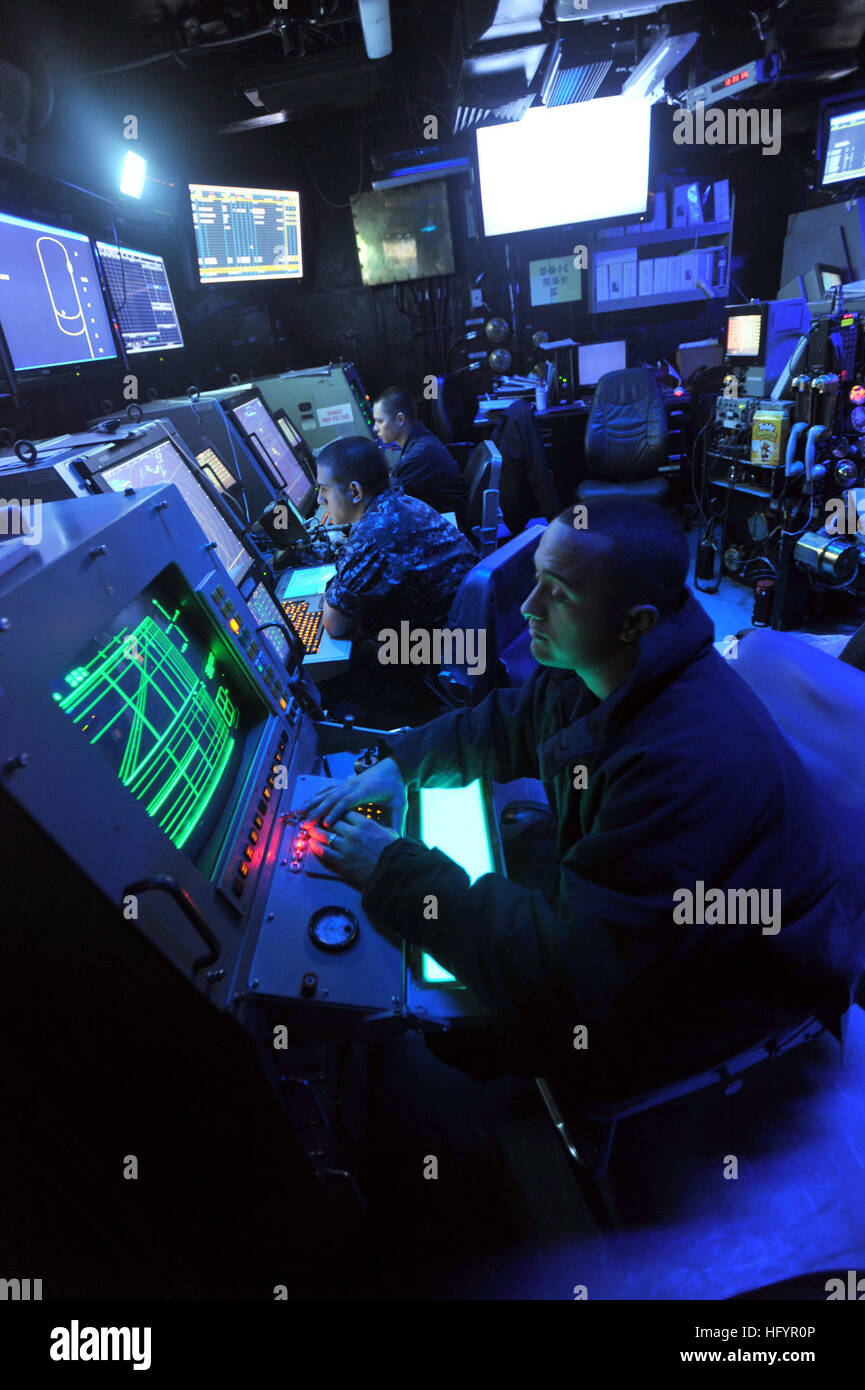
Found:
[5,0,865,171]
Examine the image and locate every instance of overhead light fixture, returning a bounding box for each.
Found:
[540,39,611,106]
[622,29,698,101]
[480,0,544,41]
[371,156,471,190]
[218,110,290,133]
[119,150,147,198]
[358,0,392,60]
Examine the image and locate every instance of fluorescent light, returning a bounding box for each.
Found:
[358,0,392,60]
[120,150,147,198]
[218,111,290,133]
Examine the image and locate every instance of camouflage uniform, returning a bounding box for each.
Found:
[319,485,477,721]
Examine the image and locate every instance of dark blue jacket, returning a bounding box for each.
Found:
[363,591,857,1089]
[392,422,467,521]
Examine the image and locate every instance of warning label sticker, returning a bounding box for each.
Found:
[317,403,354,427]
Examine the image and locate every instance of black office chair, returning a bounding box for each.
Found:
[575,367,669,503]
[490,397,562,536]
[432,374,479,470]
[537,1012,837,1179]
[431,522,545,707]
[463,440,503,558]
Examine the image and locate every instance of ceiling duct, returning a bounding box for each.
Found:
[239,45,388,122]
[540,30,613,107]
[450,1,550,134]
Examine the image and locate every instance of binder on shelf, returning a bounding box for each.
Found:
[595,264,610,301]
[712,179,730,223]
[622,260,638,299]
[696,249,714,285]
[608,261,625,298]
[681,251,698,291]
[653,258,670,294]
[650,190,667,230]
[685,183,703,225]
[638,259,654,297]
[668,255,684,293]
[672,185,689,227]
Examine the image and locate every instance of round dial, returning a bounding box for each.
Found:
[308,907,359,954]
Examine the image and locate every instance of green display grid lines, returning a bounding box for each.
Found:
[54,614,237,849]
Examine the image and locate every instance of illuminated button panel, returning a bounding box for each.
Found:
[287,800,387,880]
[219,730,289,910]
[210,584,291,714]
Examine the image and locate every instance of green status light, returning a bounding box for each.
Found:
[418,780,495,984]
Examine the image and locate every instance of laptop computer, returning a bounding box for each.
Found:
[275,563,350,682]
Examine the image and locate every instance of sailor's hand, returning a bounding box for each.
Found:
[300,756,408,833]
[307,812,400,887]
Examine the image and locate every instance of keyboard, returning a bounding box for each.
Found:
[282,594,325,655]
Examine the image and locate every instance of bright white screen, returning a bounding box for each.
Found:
[476,97,651,237]
[578,340,627,386]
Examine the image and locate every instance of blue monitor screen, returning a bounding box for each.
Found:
[246,582,291,667]
[189,184,302,284]
[96,241,184,355]
[229,393,313,511]
[823,107,865,185]
[99,436,251,581]
[0,211,117,371]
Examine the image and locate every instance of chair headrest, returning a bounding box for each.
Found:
[592,367,664,406]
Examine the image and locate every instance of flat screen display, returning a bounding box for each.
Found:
[98,436,251,580]
[96,241,184,354]
[246,582,292,667]
[726,313,763,358]
[189,184,302,283]
[0,211,117,371]
[50,569,255,858]
[227,392,313,511]
[351,181,455,285]
[578,340,627,386]
[823,107,865,186]
[476,97,651,237]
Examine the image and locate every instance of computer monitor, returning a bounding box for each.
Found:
[51,565,259,858]
[475,97,651,237]
[821,101,865,187]
[819,265,844,294]
[273,407,316,476]
[0,210,118,376]
[577,340,627,387]
[95,241,184,355]
[725,306,766,362]
[189,184,302,284]
[223,388,317,517]
[83,432,254,581]
[245,580,300,669]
